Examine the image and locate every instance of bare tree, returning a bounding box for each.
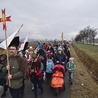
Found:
[75,26,98,44]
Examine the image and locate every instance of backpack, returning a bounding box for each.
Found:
[46,60,54,73]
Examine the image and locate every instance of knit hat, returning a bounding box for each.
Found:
[69,57,74,63]
[58,46,62,51]
[29,46,33,51]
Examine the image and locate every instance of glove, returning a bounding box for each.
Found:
[57,61,59,63]
[62,62,65,64]
[68,69,71,71]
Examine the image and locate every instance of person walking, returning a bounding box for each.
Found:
[66,57,76,84]
[30,53,44,98]
[3,45,26,98]
[0,54,8,97]
[54,46,67,71]
[18,50,28,97]
[46,55,54,84]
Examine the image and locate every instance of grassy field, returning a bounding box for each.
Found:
[70,43,98,98]
[73,43,98,62]
[72,42,98,78]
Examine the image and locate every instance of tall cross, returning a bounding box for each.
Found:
[0,8,11,86]
[0,9,11,30]
[61,32,64,46]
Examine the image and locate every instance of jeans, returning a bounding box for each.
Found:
[69,71,74,83]
[33,77,43,97]
[9,87,21,98]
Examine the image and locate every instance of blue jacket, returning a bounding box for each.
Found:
[46,59,54,73]
[37,44,43,50]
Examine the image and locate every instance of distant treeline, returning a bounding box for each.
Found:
[75,26,98,45]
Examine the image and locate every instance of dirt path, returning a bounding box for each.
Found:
[70,44,98,98]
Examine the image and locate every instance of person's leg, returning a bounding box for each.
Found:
[1,85,8,97]
[9,87,21,98]
[37,78,43,93]
[48,73,52,84]
[1,78,8,97]
[20,79,25,95]
[43,71,46,81]
[46,73,49,83]
[70,72,74,84]
[3,85,8,93]
[68,71,71,81]
[33,80,38,98]
[32,83,34,90]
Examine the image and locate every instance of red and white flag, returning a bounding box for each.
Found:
[19,36,28,51]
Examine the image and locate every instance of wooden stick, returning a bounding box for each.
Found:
[61,32,64,47]
[4,29,11,86]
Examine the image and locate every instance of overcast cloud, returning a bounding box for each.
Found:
[0,0,98,40]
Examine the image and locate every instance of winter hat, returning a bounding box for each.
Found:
[37,45,43,50]
[29,46,33,50]
[69,57,74,63]
[58,46,62,51]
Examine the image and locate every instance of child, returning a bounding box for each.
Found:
[46,55,54,84]
[66,57,76,84]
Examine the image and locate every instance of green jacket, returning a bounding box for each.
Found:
[3,55,26,89]
[66,62,76,72]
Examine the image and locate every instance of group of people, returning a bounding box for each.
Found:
[0,41,76,98]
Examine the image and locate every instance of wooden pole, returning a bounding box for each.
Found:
[18,24,23,33]
[4,29,11,86]
[61,32,64,47]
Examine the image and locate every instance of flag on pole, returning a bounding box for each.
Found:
[9,35,19,48]
[0,9,11,30]
[0,24,23,49]
[0,29,19,49]
[19,36,28,51]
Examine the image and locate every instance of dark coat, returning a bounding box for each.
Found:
[37,49,46,71]
[0,58,7,85]
[30,61,44,82]
[2,55,27,89]
[55,53,66,65]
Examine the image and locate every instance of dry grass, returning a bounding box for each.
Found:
[72,43,98,79]
[70,43,98,98]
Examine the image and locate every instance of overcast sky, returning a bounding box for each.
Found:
[0,0,98,40]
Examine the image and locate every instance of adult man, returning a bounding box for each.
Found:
[18,50,28,97]
[5,45,26,98]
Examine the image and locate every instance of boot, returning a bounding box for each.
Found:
[1,93,6,97]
